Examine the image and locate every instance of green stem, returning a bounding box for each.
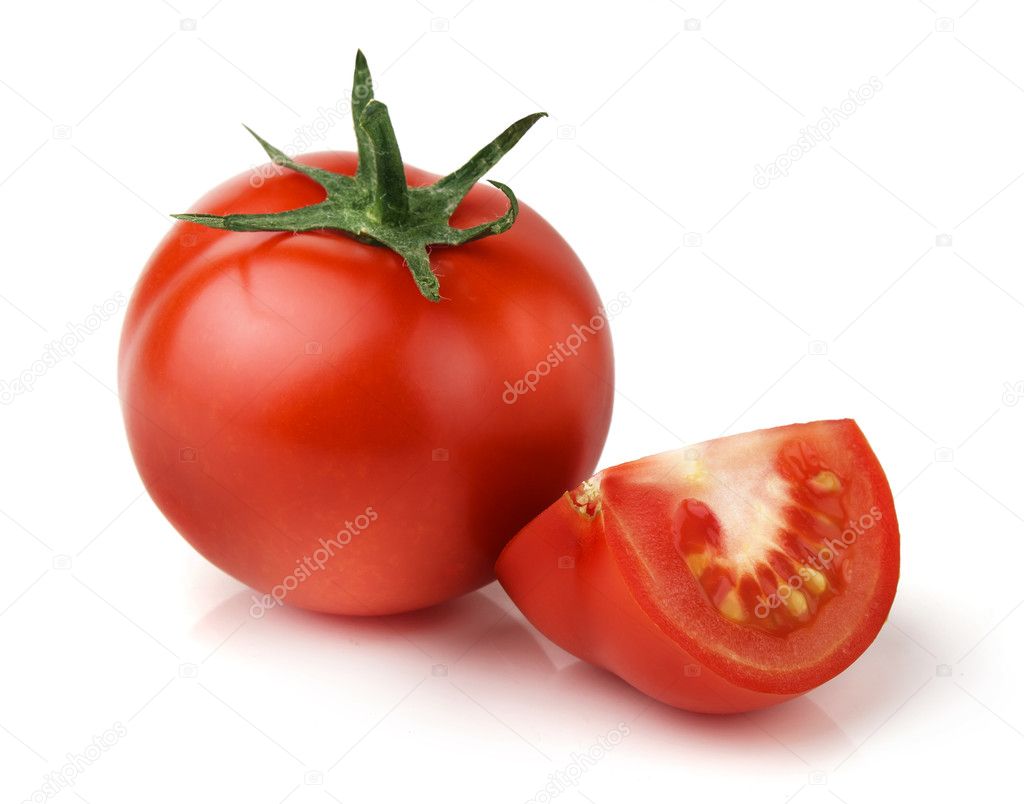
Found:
[351,49,375,183]
[173,51,546,302]
[359,100,410,226]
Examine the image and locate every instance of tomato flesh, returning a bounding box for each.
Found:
[496,420,900,713]
[674,438,859,634]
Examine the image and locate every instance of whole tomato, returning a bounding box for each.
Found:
[119,53,614,615]
[497,420,900,713]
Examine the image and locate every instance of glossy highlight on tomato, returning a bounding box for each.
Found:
[496,420,900,713]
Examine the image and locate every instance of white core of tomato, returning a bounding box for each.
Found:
[661,429,793,571]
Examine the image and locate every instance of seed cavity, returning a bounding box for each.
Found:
[672,440,851,634]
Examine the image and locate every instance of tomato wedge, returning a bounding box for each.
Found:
[496,420,900,713]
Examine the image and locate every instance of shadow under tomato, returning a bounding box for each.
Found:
[191,579,895,768]
[191,582,557,681]
[545,657,855,764]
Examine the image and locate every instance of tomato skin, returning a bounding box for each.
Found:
[497,491,791,713]
[496,420,900,714]
[119,152,613,615]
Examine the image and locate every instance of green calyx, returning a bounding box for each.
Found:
[173,50,546,302]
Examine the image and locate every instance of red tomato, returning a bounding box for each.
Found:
[496,420,900,713]
[119,153,613,615]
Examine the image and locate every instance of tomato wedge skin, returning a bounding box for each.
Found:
[496,420,900,714]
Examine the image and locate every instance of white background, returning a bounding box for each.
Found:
[2,0,1022,801]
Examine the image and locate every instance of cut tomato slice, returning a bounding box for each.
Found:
[496,420,900,713]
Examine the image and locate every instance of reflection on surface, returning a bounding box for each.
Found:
[191,582,943,775]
